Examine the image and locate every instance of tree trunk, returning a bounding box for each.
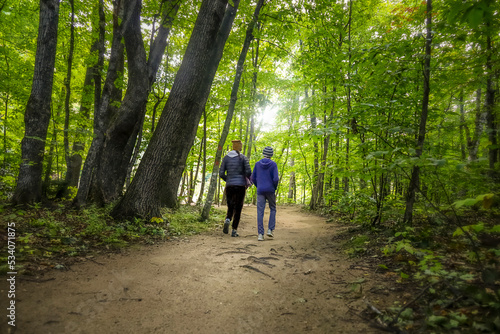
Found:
[403,0,433,224]
[312,84,334,208]
[65,72,91,193]
[74,0,125,207]
[90,0,180,205]
[3,92,8,169]
[94,0,106,113]
[459,91,466,160]
[309,104,320,210]
[43,136,56,196]
[201,0,264,220]
[343,0,353,195]
[58,0,75,198]
[243,113,249,155]
[467,89,486,161]
[43,125,59,195]
[76,0,179,207]
[246,36,260,161]
[63,0,75,184]
[12,0,60,205]
[188,167,195,204]
[197,108,208,204]
[179,171,187,202]
[485,34,498,172]
[288,157,295,200]
[335,133,340,192]
[2,47,10,169]
[247,115,256,161]
[125,111,144,189]
[190,140,204,204]
[317,113,332,206]
[112,0,236,220]
[62,0,105,196]
[43,94,64,196]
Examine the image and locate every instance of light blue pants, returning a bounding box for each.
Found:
[257,193,276,235]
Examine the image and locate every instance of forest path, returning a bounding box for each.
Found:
[11,205,389,333]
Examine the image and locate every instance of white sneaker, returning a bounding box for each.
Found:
[267,229,274,238]
[258,234,264,241]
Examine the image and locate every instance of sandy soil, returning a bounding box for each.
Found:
[2,205,395,334]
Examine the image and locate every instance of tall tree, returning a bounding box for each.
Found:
[63,0,105,196]
[403,0,433,224]
[74,0,125,207]
[196,108,208,204]
[112,0,237,220]
[201,0,266,220]
[12,0,60,205]
[60,0,75,198]
[75,0,180,207]
[462,89,486,161]
[484,33,498,172]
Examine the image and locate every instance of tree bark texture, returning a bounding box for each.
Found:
[12,0,60,205]
[112,0,233,220]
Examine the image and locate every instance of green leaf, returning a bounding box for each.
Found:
[400,308,413,319]
[452,227,464,237]
[445,319,459,329]
[471,223,484,233]
[453,198,480,208]
[467,7,484,28]
[427,315,448,326]
[489,225,500,233]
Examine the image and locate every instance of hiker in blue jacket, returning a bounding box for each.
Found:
[219,140,252,237]
[251,146,279,241]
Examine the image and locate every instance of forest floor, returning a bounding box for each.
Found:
[2,205,414,334]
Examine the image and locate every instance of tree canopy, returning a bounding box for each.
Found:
[0,0,496,213]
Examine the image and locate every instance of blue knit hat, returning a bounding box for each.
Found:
[263,146,273,158]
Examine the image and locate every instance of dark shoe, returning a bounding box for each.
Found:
[231,229,239,237]
[223,218,230,234]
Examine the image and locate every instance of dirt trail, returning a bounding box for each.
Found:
[5,205,389,334]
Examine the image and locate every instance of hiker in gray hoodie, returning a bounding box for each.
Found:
[219,140,252,237]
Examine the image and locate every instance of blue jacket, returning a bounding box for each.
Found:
[219,151,251,187]
[251,158,279,194]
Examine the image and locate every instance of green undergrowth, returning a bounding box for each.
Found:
[0,203,225,275]
[326,198,500,333]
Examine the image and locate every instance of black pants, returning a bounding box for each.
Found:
[225,186,246,230]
